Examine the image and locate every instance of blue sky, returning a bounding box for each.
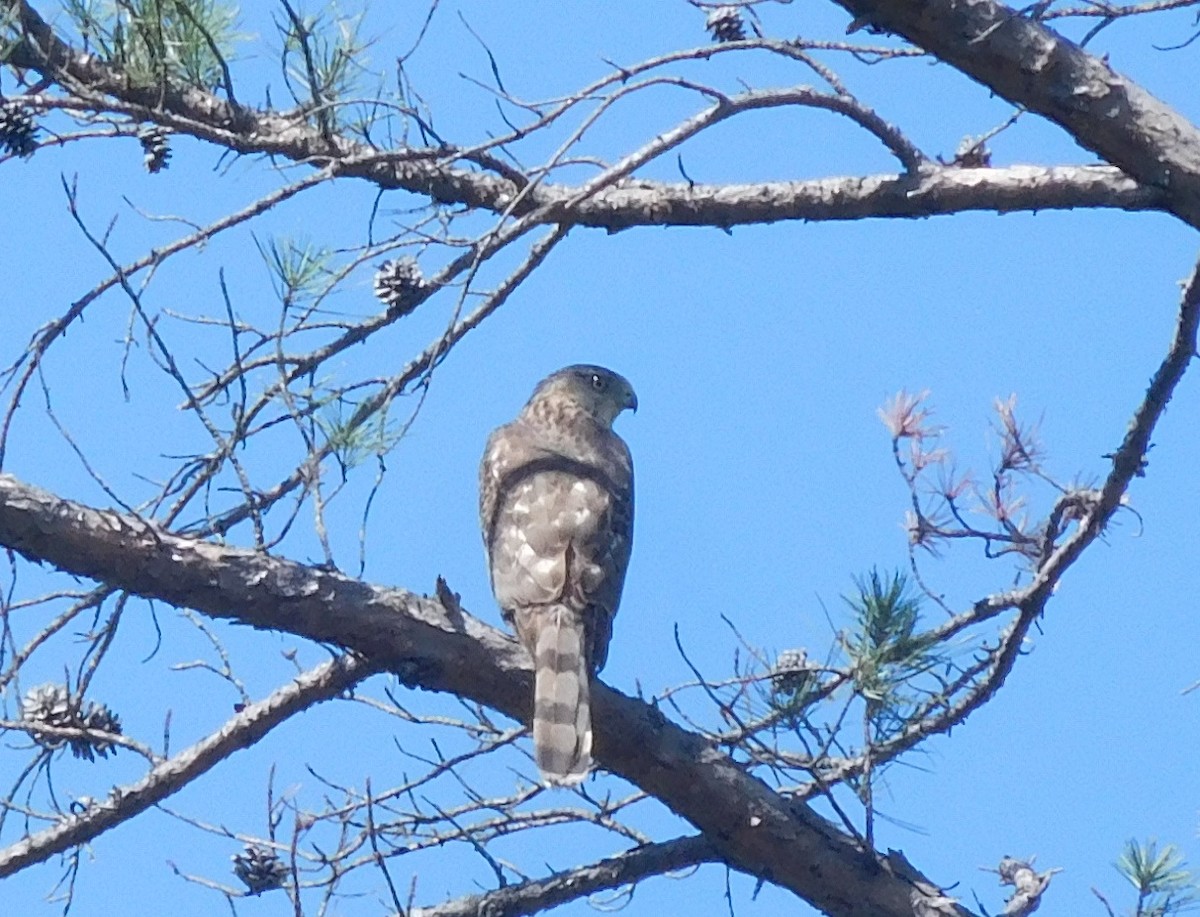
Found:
[4,1,1200,915]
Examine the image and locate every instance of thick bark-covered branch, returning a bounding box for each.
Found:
[831,0,1200,227]
[542,165,1160,228]
[0,473,968,917]
[2,2,1166,229]
[413,834,720,917]
[0,652,371,877]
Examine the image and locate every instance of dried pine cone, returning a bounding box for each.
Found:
[21,683,75,739]
[75,701,122,760]
[233,844,289,894]
[997,856,1055,917]
[138,125,172,173]
[706,6,746,43]
[373,257,426,314]
[21,683,122,760]
[0,100,39,158]
[770,648,812,695]
[951,136,992,168]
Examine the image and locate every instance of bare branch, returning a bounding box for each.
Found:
[412,835,721,917]
[0,651,374,877]
[830,0,1200,227]
[0,3,1168,235]
[0,472,966,916]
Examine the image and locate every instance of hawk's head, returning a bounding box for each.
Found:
[528,364,637,428]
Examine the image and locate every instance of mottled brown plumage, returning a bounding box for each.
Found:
[480,365,636,785]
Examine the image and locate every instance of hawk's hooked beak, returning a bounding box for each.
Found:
[624,387,639,414]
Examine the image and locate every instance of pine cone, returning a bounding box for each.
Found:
[0,101,39,158]
[706,6,746,43]
[21,684,75,743]
[233,844,289,894]
[74,701,122,760]
[373,257,425,314]
[951,136,991,168]
[21,683,122,760]
[770,648,812,695]
[138,125,172,173]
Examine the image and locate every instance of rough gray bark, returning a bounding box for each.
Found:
[412,835,721,917]
[3,1,1198,913]
[0,653,370,877]
[0,1,1167,231]
[0,473,966,917]
[831,0,1200,227]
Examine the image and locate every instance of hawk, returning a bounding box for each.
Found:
[479,365,636,785]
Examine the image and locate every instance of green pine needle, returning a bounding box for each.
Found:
[1116,839,1199,916]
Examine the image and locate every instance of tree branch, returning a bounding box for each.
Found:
[0,472,969,917]
[413,834,721,917]
[0,651,373,877]
[2,3,1167,230]
[831,0,1200,227]
[536,164,1161,229]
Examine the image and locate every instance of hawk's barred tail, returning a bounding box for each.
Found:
[532,606,591,785]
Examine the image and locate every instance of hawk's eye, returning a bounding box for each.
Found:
[590,373,606,392]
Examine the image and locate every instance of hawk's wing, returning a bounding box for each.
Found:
[479,417,633,783]
[480,423,632,669]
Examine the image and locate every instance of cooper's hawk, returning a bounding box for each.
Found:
[479,365,636,785]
